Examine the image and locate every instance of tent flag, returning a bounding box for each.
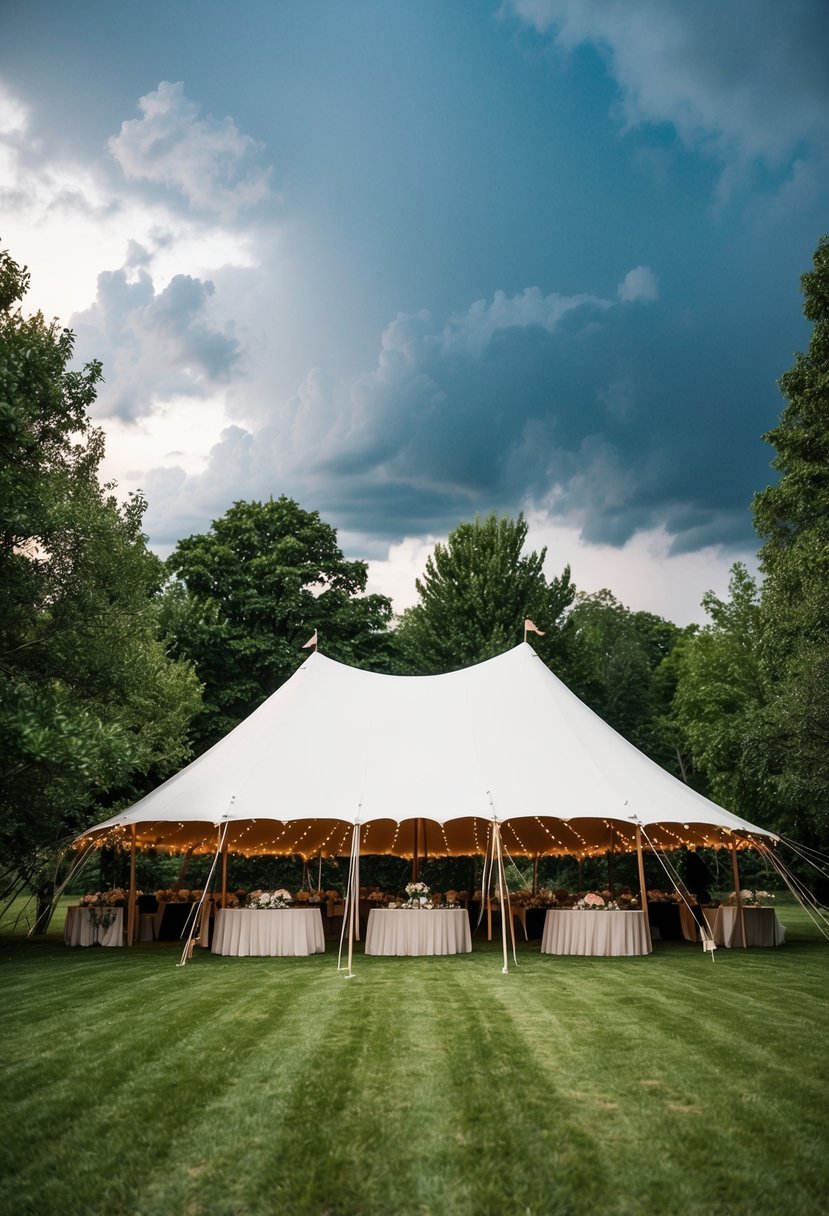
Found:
[524,618,544,640]
[302,630,318,650]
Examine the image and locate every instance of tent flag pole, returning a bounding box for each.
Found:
[127,824,137,947]
[634,823,652,954]
[731,839,747,948]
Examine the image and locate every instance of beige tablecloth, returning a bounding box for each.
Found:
[541,909,651,957]
[211,908,325,957]
[702,905,785,947]
[364,908,472,956]
[64,906,124,947]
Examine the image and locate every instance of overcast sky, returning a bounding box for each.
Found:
[2,0,827,624]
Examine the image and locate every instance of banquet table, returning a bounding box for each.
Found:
[702,905,785,947]
[64,906,124,948]
[364,908,472,957]
[541,909,651,957]
[211,908,325,957]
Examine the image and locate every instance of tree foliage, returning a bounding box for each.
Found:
[161,497,395,752]
[671,564,772,816]
[566,589,687,771]
[395,512,577,675]
[752,234,829,841]
[0,247,202,919]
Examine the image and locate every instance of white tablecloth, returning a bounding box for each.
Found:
[64,906,124,947]
[364,908,472,956]
[211,908,325,957]
[541,910,651,957]
[702,905,785,947]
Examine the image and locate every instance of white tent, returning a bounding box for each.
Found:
[79,642,774,859]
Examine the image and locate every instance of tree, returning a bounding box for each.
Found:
[160,497,395,752]
[671,564,772,818]
[0,247,202,925]
[752,234,829,843]
[565,589,686,770]
[395,512,577,674]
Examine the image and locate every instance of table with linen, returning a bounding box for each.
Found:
[64,906,124,947]
[541,909,651,957]
[702,905,785,947]
[211,908,325,957]
[364,908,472,956]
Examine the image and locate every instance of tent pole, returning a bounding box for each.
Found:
[493,823,514,973]
[220,836,228,909]
[174,845,195,890]
[412,819,419,883]
[731,840,747,948]
[532,853,539,896]
[486,828,493,942]
[338,823,361,977]
[635,826,652,954]
[607,826,615,895]
[127,825,137,946]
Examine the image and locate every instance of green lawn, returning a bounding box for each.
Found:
[1,905,827,1216]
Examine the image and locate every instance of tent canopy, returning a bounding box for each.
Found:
[78,643,775,858]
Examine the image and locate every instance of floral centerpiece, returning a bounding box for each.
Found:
[728,889,775,907]
[295,889,323,904]
[247,889,294,909]
[80,888,128,907]
[574,892,620,910]
[647,889,682,903]
[403,881,432,908]
[368,890,388,904]
[79,889,128,934]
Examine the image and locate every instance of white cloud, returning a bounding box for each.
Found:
[617,265,658,303]
[0,81,28,135]
[108,82,273,217]
[0,80,267,322]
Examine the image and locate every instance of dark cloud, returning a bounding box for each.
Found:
[509,0,829,205]
[142,276,781,553]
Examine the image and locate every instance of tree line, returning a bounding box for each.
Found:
[2,237,827,919]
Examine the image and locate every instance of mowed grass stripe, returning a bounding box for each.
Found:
[1,906,827,1216]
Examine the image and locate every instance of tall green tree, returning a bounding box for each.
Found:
[395,512,577,674]
[752,234,829,843]
[0,248,202,924]
[161,497,395,751]
[566,589,686,769]
[671,564,771,817]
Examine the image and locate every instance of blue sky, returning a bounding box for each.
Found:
[2,0,827,623]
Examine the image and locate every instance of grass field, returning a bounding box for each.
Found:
[1,902,827,1216]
